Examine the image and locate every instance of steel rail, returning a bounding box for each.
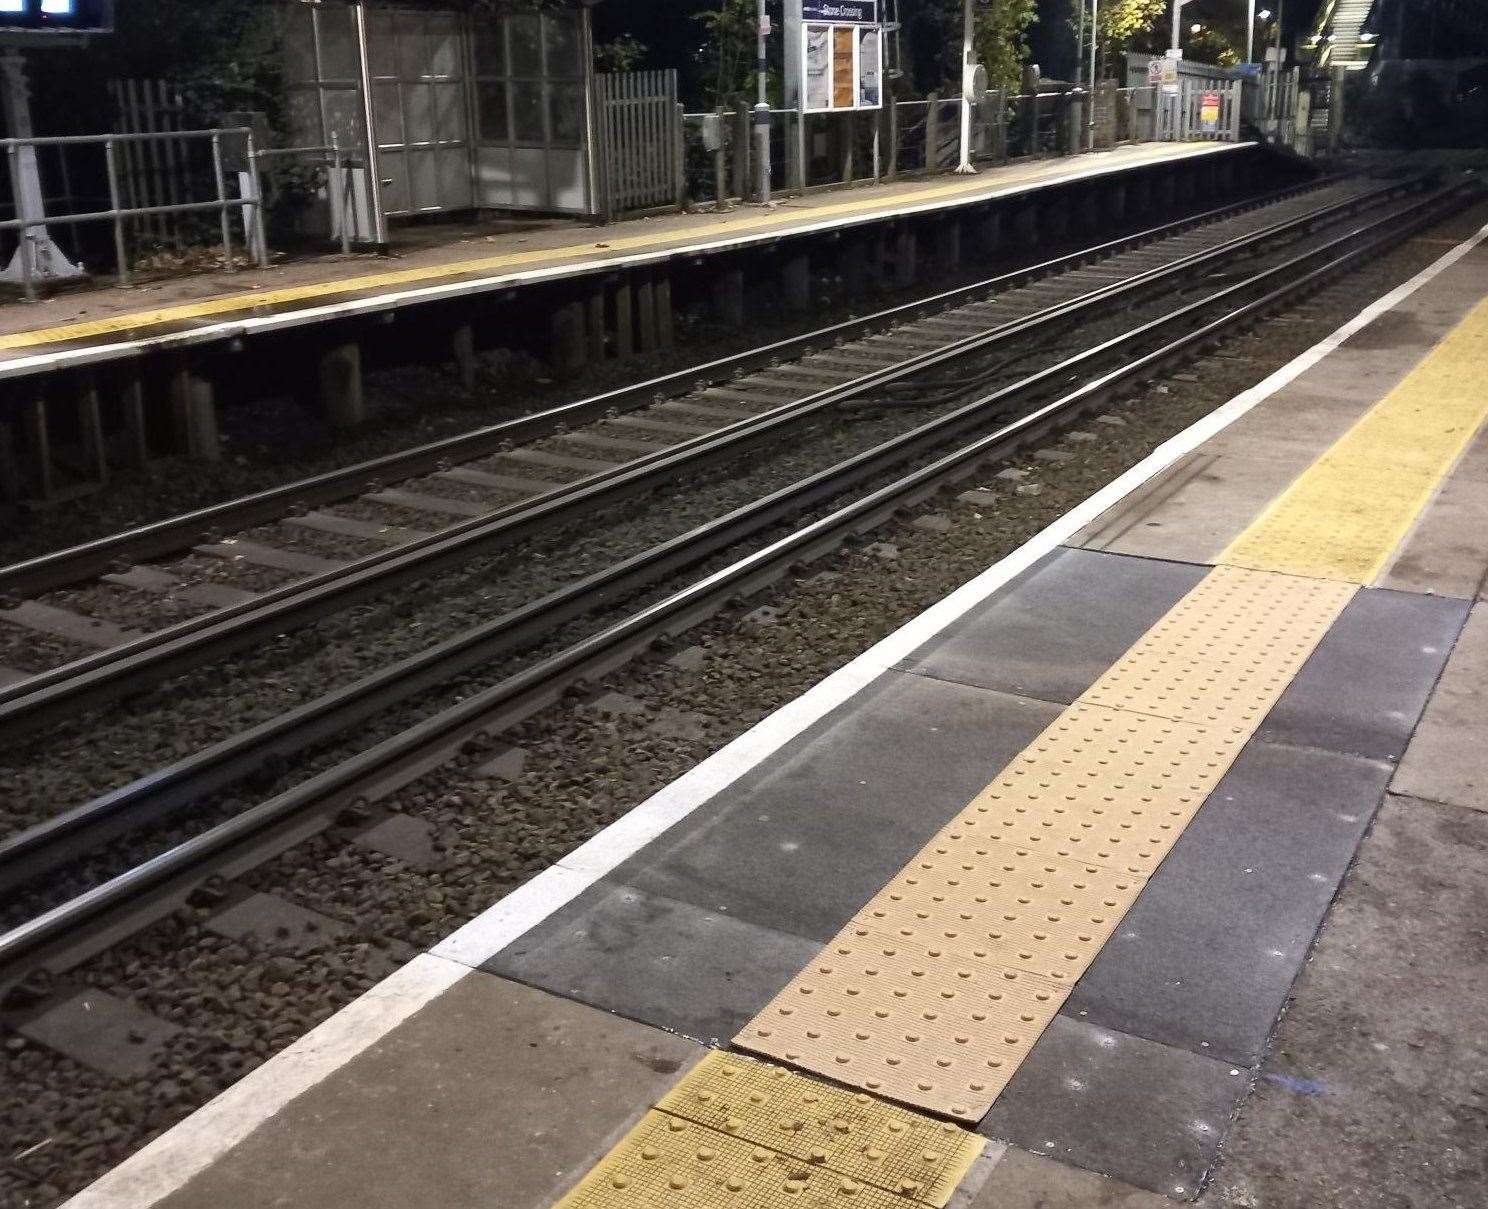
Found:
[0,175,1344,604]
[0,177,1414,741]
[0,180,1471,977]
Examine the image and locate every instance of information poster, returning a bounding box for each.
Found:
[858,27,881,107]
[832,26,854,107]
[805,25,832,110]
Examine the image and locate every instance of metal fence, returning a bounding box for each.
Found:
[1,128,268,299]
[594,69,683,219]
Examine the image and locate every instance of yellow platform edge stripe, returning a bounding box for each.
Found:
[1219,293,1488,583]
[0,143,1228,353]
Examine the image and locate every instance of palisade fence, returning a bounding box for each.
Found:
[108,79,195,251]
[594,69,684,220]
[677,84,1165,212]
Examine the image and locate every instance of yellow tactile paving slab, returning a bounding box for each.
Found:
[738,927,1069,1119]
[0,143,1230,354]
[1220,294,1488,583]
[557,1053,984,1209]
[1078,566,1355,729]
[655,1052,983,1206]
[555,1110,912,1208]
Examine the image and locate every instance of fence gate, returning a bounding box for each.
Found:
[595,69,682,218]
[1160,79,1243,142]
[110,78,192,249]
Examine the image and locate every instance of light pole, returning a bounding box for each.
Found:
[754,0,772,203]
[1088,0,1098,151]
[956,0,976,172]
[1170,0,1196,52]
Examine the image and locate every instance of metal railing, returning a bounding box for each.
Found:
[0,127,268,299]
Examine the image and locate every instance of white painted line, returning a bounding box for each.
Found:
[62,214,1488,1209]
[2,143,1245,381]
[63,953,467,1209]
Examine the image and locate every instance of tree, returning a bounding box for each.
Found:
[1097,0,1167,58]
[695,0,772,106]
[909,1,1039,94]
[975,0,1041,92]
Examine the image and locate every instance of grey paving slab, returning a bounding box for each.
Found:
[964,1148,1174,1209]
[978,1015,1248,1201]
[619,670,1062,943]
[1257,587,1469,762]
[154,970,703,1209]
[1376,428,1488,600]
[1064,741,1390,1067]
[896,547,1206,705]
[204,892,350,953]
[487,880,821,1045]
[1392,603,1488,813]
[1070,448,1303,564]
[16,989,180,1080]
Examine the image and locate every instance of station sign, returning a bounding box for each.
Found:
[0,0,114,34]
[789,0,883,113]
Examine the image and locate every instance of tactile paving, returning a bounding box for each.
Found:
[738,928,1069,1120]
[655,1051,984,1206]
[555,1110,911,1208]
[1220,294,1488,583]
[851,844,1145,983]
[1078,565,1355,729]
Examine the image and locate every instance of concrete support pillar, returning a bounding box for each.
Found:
[893,227,917,289]
[932,221,961,276]
[613,277,634,359]
[713,266,745,328]
[781,252,811,315]
[1133,176,1153,214]
[972,209,1002,259]
[317,342,365,431]
[171,367,221,459]
[586,289,606,362]
[1076,190,1099,234]
[654,273,674,350]
[23,396,50,496]
[1044,195,1069,242]
[77,375,106,485]
[550,301,588,377]
[121,374,150,467]
[841,236,870,301]
[1013,205,1037,245]
[1178,171,1196,204]
[635,276,657,353]
[1108,183,1128,223]
[0,419,19,503]
[1158,174,1177,211]
[868,229,890,291]
[451,323,477,391]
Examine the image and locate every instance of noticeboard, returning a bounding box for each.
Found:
[799,17,882,111]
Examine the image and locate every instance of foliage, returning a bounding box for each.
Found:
[974,0,1041,93]
[1096,0,1166,61]
[595,34,649,73]
[908,0,1039,95]
[695,0,772,106]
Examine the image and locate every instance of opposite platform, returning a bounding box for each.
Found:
[0,142,1251,378]
[56,211,1488,1207]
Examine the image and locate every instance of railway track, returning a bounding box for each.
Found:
[0,174,1407,739]
[0,171,1475,996]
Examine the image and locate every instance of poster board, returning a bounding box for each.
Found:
[790,0,883,114]
[0,0,113,35]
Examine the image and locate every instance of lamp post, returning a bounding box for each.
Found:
[956,0,976,172]
[754,0,771,202]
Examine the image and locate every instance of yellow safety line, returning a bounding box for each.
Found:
[557,182,1484,1206]
[1219,294,1488,583]
[0,144,1224,354]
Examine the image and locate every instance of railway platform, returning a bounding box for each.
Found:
[54,210,1488,1206]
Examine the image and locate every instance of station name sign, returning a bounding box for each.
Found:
[802,1,877,23]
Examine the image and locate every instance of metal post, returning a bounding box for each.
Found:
[956,0,976,173]
[753,0,771,203]
[332,134,352,254]
[103,137,129,288]
[1247,0,1256,63]
[210,132,235,271]
[5,141,33,300]
[244,129,270,268]
[1088,0,1099,151]
[354,0,390,248]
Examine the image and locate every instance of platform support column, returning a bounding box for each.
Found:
[655,273,674,350]
[1077,189,1099,234]
[0,418,19,503]
[550,300,588,377]
[972,209,1001,259]
[77,374,107,485]
[451,323,477,391]
[713,266,745,328]
[1108,183,1127,223]
[586,288,607,362]
[1013,205,1036,245]
[781,251,811,315]
[932,220,961,275]
[893,226,917,288]
[1158,173,1177,211]
[120,374,150,468]
[840,234,871,299]
[635,276,657,353]
[612,277,634,359]
[315,342,364,431]
[171,366,221,460]
[1044,195,1069,242]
